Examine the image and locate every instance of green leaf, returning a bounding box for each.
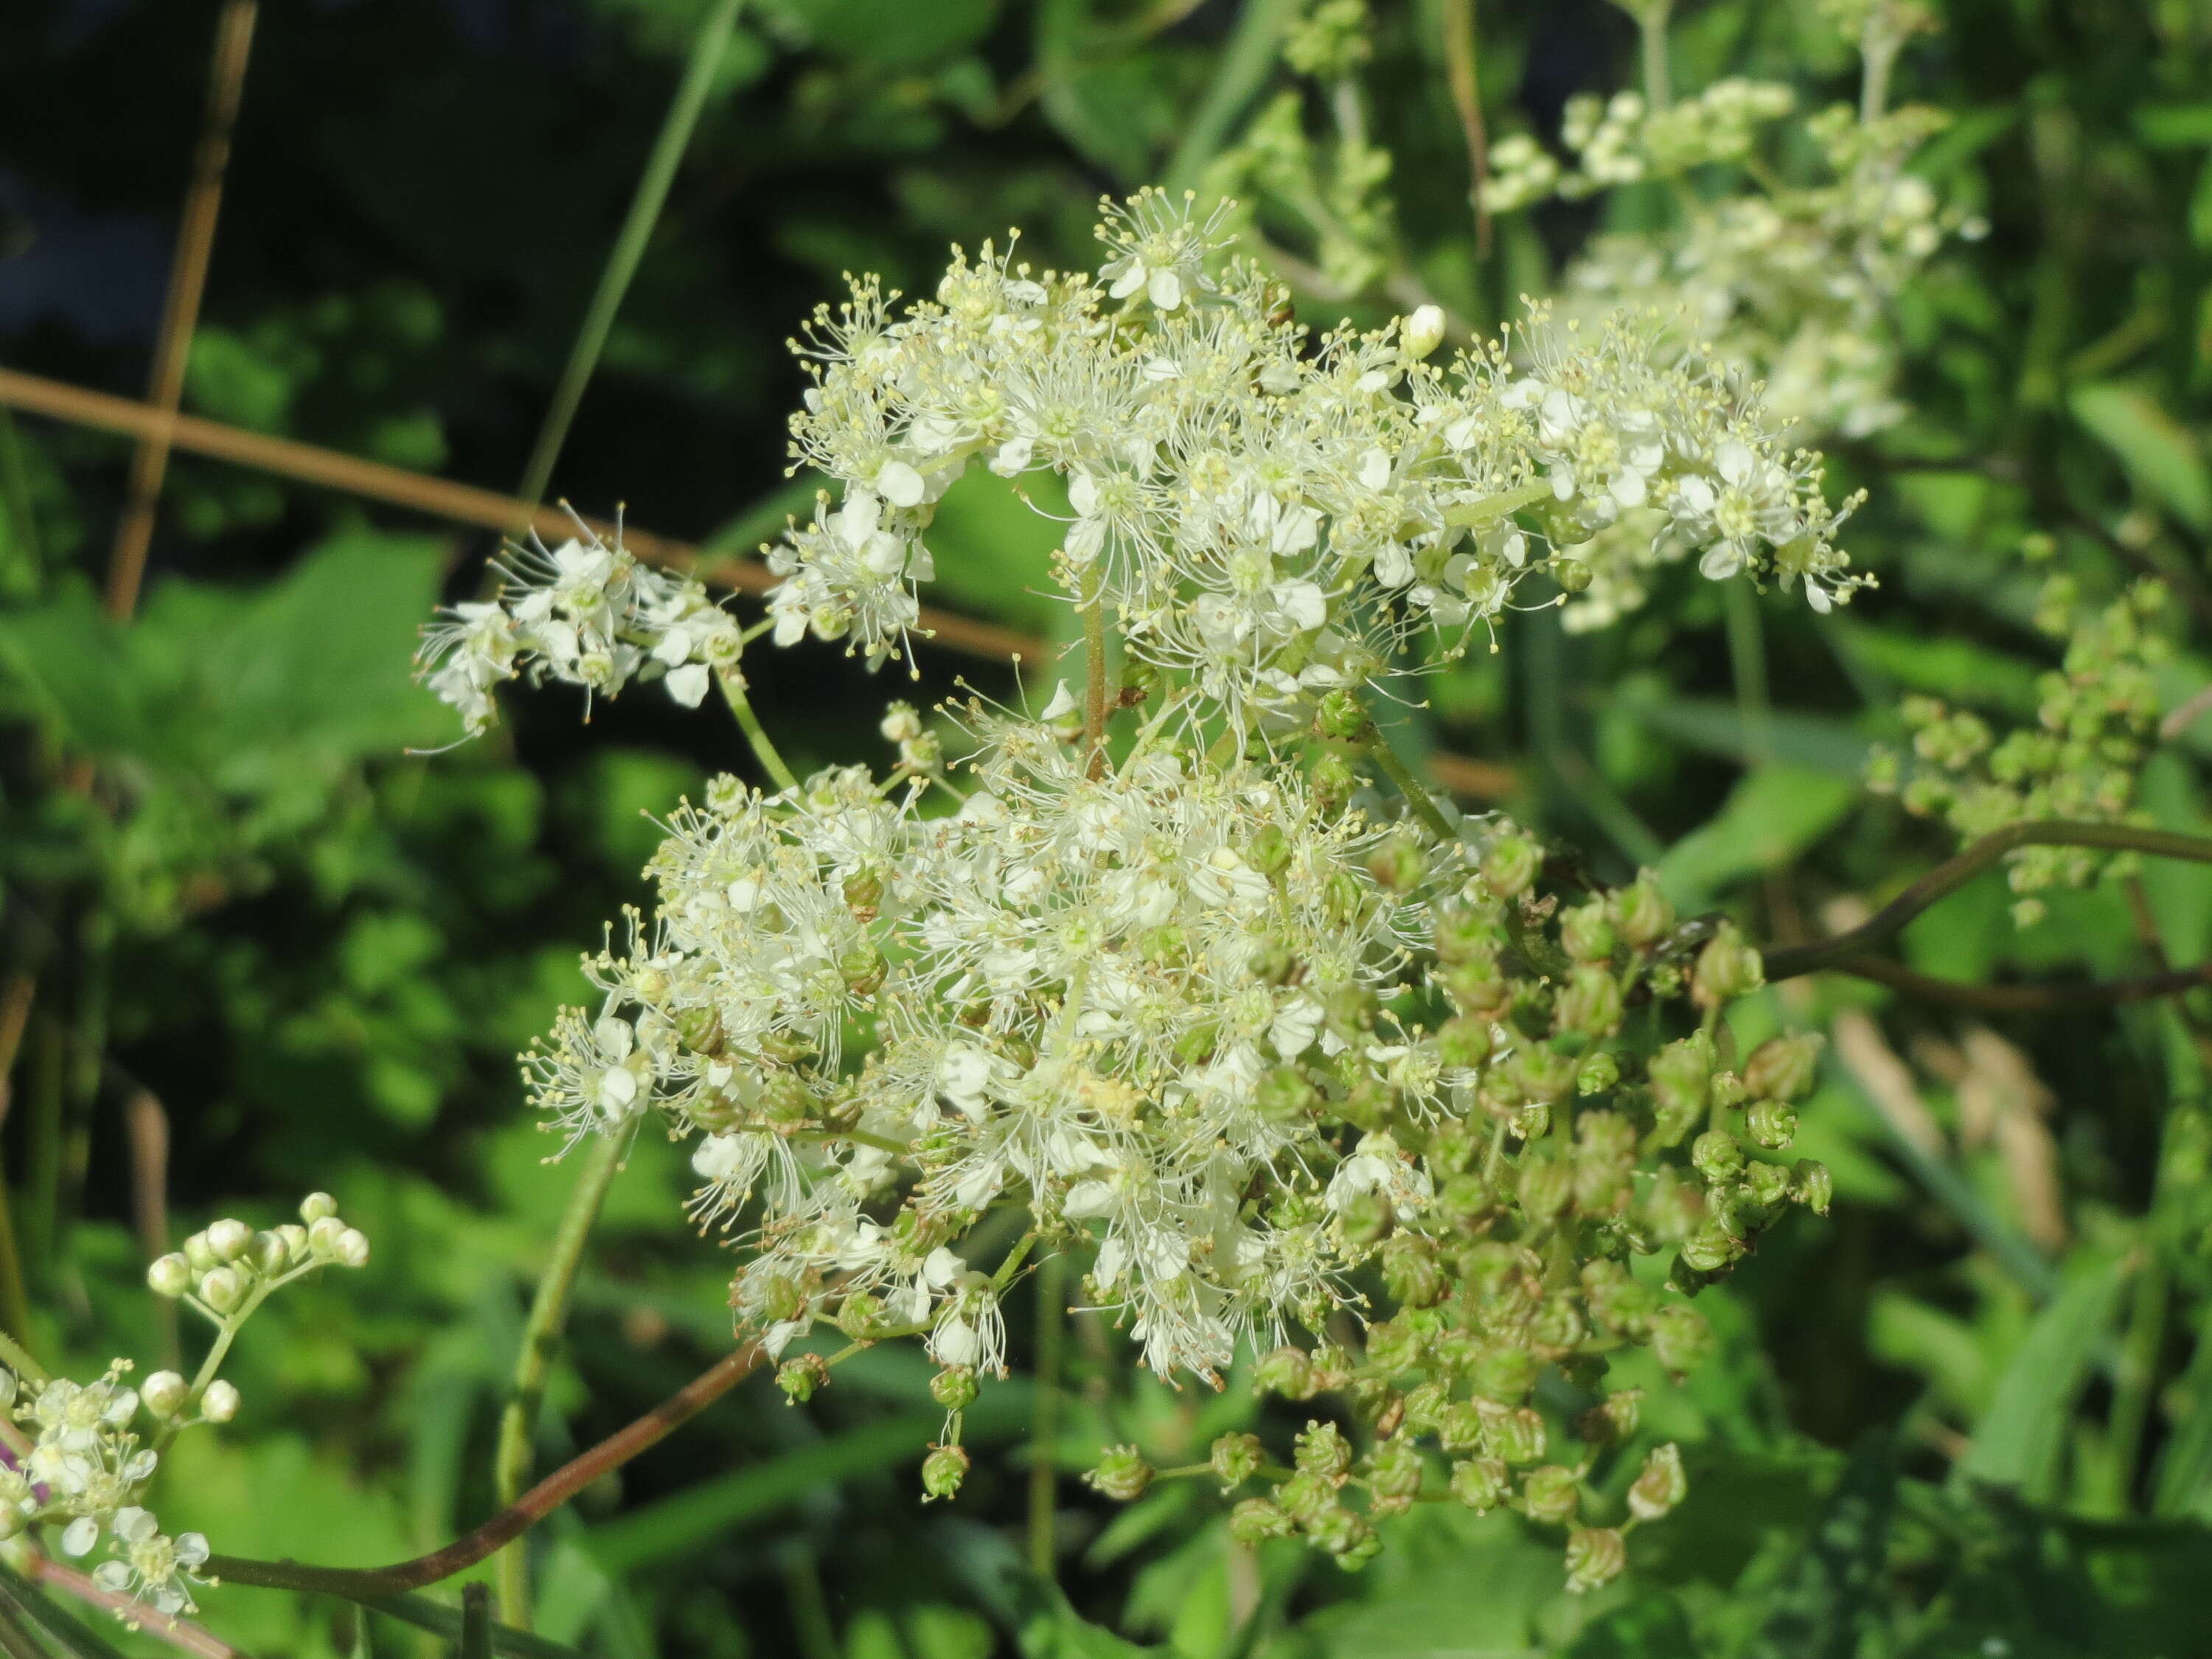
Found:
[1742,1437,1899,1659]
[1656,765,1857,911]
[2070,382,2212,532]
[1618,694,1873,778]
[1826,619,2042,714]
[2152,1297,2212,1520]
[1960,1256,2130,1501]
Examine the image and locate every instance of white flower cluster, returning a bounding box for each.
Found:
[0,1365,209,1617]
[418,518,743,736]
[527,709,1496,1382]
[767,192,1863,727]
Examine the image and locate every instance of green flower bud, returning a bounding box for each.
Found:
[1258,1066,1319,1124]
[1381,1237,1446,1308]
[1512,1045,1579,1105]
[1228,1498,1295,1544]
[1248,823,1292,877]
[1611,874,1675,948]
[1363,1438,1425,1506]
[1565,1526,1627,1594]
[1309,1506,1381,1569]
[1085,1444,1153,1501]
[1274,1470,1338,1524]
[1557,965,1624,1039]
[183,1232,218,1271]
[299,1192,339,1225]
[1576,1051,1620,1096]
[206,1219,253,1264]
[1483,834,1543,900]
[777,1354,830,1404]
[201,1379,241,1423]
[1516,1155,1573,1226]
[920,1443,970,1501]
[198,1267,244,1315]
[1435,1015,1495,1071]
[1451,1456,1510,1512]
[141,1371,189,1419]
[1311,751,1358,810]
[1582,1260,1658,1336]
[1295,1420,1353,1483]
[1437,1400,1486,1452]
[147,1253,192,1299]
[1553,557,1594,594]
[1691,1130,1745,1185]
[1256,1346,1316,1399]
[1365,1318,1425,1376]
[1627,1442,1688,1522]
[1649,1304,1714,1378]
[1520,1464,1582,1526]
[1368,834,1429,894]
[1744,1032,1823,1102]
[1435,903,1504,965]
[1793,1159,1834,1216]
[1648,1035,1714,1122]
[1576,1387,1641,1447]
[1679,1220,1743,1274]
[931,1366,980,1411]
[1692,924,1765,1007]
[1746,1098,1798,1152]
[1315,689,1368,742]
[1471,1343,1539,1406]
[1560,902,1615,964]
[1487,1405,1548,1465]
[1211,1432,1265,1489]
[1742,1158,1793,1214]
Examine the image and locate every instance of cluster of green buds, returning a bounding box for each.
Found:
[1871,571,2170,924]
[147,1192,371,1326]
[1083,830,1827,1588]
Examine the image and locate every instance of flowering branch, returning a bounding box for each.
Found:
[1761,819,2212,982]
[205,1343,762,1601]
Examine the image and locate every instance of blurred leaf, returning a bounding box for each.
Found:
[1960,1256,2129,1501]
[1742,1436,1897,1659]
[1657,766,1857,909]
[2070,382,2212,532]
[1616,694,1872,778]
[1827,618,2042,714]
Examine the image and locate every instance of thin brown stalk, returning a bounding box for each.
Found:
[103,0,259,621]
[124,1088,180,1369]
[1832,953,2212,1012]
[206,1343,762,1600]
[0,974,33,1132]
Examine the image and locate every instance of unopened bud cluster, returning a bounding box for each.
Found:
[147,1191,369,1317]
[1872,576,2170,925]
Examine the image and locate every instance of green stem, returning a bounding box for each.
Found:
[1762,821,2212,981]
[491,1132,626,1630]
[1161,0,1299,194]
[1722,582,1773,768]
[1442,481,1553,529]
[716,667,800,793]
[2094,1253,2168,1514]
[0,408,41,590]
[512,0,746,512]
[1635,2,1674,111]
[1028,1251,1068,1576]
[1363,729,1455,839]
[0,1326,41,1387]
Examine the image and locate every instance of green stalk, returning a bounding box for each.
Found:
[1722,582,1773,768]
[1161,0,1300,195]
[513,0,746,512]
[1363,729,1455,840]
[2093,1253,2168,1514]
[1082,583,1110,779]
[0,409,41,590]
[1027,1251,1068,1576]
[490,1131,627,1630]
[715,667,800,793]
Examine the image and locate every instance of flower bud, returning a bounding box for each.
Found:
[1310,751,1357,810]
[1294,1420,1353,1483]
[1435,1015,1494,1071]
[1210,1432,1265,1489]
[147,1253,192,1299]
[1381,1238,1445,1308]
[1365,1318,1426,1377]
[1520,1464,1582,1526]
[1646,1036,1712,1137]
[1576,1387,1641,1447]
[142,1371,189,1418]
[1611,873,1675,947]
[1363,1439,1424,1505]
[1559,903,1615,964]
[1627,1442,1688,1522]
[1487,1405,1547,1465]
[307,1216,347,1258]
[1228,1498,1295,1544]
[201,1380,241,1424]
[1315,689,1367,742]
[1793,1158,1834,1216]
[299,1193,339,1225]
[776,1355,829,1405]
[1451,1456,1509,1512]
[1553,557,1593,594]
[1744,1032,1823,1102]
[1515,1155,1573,1226]
[1680,1221,1743,1274]
[920,1443,970,1500]
[1257,1066,1318,1124]
[1368,834,1428,894]
[1575,1051,1619,1096]
[333,1228,371,1269]
[930,1367,979,1411]
[1085,1444,1153,1501]
[1649,1304,1714,1378]
[1565,1525,1627,1594]
[1402,303,1447,361]
[1255,1346,1315,1399]
[183,1232,217,1270]
[1309,1506,1380,1569]
[1692,924,1765,1007]
[1742,1158,1793,1214]
[1557,965,1624,1039]
[251,1231,291,1276]
[206,1219,253,1264]
[1746,1098,1798,1152]
[198,1267,244,1315]
[1482,834,1543,900]
[1691,1130,1745,1186]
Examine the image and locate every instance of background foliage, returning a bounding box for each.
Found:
[3,0,2212,1653]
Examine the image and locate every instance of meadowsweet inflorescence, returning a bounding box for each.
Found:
[428,190,1853,1588]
